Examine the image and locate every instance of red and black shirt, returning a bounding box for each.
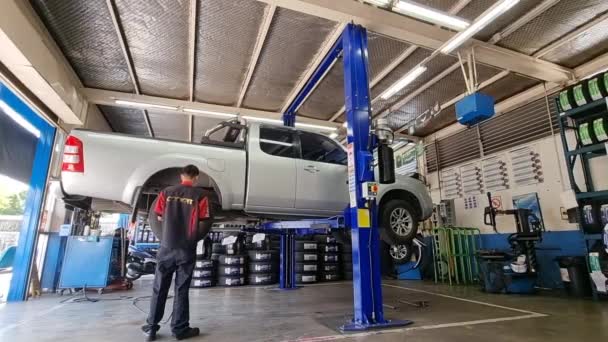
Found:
[154,180,209,249]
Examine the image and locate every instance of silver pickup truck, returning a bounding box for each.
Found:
[61,120,432,243]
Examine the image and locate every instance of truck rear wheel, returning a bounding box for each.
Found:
[380,199,419,244]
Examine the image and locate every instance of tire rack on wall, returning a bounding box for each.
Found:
[556,94,608,300]
[279,23,412,331]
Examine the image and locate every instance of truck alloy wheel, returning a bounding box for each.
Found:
[380,199,419,244]
[389,243,413,265]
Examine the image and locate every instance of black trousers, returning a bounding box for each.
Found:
[144,247,196,334]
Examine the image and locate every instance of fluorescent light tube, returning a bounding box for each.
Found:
[440,0,520,54]
[295,123,337,131]
[364,0,392,7]
[114,100,177,111]
[243,116,337,131]
[183,108,236,118]
[381,66,427,99]
[393,1,470,30]
[329,132,339,139]
[342,122,348,128]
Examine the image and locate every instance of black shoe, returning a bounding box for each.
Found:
[142,330,156,341]
[172,327,200,340]
[141,326,157,341]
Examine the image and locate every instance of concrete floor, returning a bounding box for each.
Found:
[0,278,606,342]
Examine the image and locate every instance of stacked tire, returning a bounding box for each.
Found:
[217,254,247,286]
[248,249,279,285]
[317,235,342,282]
[295,239,319,284]
[191,259,217,288]
[342,244,353,280]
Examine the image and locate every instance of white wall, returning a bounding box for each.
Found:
[426,133,608,234]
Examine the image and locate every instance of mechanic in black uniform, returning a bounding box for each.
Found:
[142,165,211,341]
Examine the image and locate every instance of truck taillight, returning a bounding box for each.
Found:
[62,135,84,173]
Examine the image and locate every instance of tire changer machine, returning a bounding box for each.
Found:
[480,192,544,294]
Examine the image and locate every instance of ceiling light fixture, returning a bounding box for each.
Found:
[183,108,237,118]
[381,65,427,99]
[242,116,337,131]
[364,0,393,7]
[114,100,177,111]
[393,1,470,30]
[440,0,520,54]
[342,122,348,128]
[329,132,339,139]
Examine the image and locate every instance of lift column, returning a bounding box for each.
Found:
[341,24,411,331]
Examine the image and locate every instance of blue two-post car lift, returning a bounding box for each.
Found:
[257,23,413,332]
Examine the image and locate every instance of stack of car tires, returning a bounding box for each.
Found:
[191,259,217,288]
[317,235,342,282]
[341,243,353,280]
[217,254,248,286]
[295,239,319,284]
[247,249,279,285]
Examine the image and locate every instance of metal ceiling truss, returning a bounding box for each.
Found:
[329,0,472,122]
[105,0,154,137]
[83,88,341,129]
[256,0,573,83]
[374,0,567,125]
[280,22,347,114]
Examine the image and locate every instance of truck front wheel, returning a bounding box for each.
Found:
[380,199,419,244]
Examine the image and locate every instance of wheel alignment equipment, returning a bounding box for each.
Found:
[282,23,412,331]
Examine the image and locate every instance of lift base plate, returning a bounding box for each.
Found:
[340,319,413,332]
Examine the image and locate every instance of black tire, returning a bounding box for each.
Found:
[319,263,340,273]
[248,273,277,285]
[218,265,246,276]
[212,243,226,254]
[191,278,216,288]
[389,243,413,265]
[343,271,353,280]
[380,199,419,244]
[249,262,278,274]
[295,273,317,284]
[342,252,352,263]
[192,268,215,278]
[318,243,340,253]
[320,253,340,263]
[248,250,278,262]
[314,235,337,244]
[295,262,318,273]
[217,276,246,286]
[218,255,247,265]
[319,272,342,282]
[295,240,318,252]
[295,252,319,262]
[195,259,215,269]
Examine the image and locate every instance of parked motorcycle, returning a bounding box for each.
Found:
[125,245,157,281]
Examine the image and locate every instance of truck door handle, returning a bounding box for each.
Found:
[304,165,320,173]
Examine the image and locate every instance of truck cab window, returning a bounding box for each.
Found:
[259,127,296,158]
[299,132,347,165]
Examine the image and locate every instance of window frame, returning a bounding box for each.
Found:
[296,130,347,166]
[258,125,299,159]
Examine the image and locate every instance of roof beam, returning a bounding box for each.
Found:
[0,0,86,124]
[237,5,276,108]
[106,0,154,137]
[330,0,472,122]
[187,0,198,141]
[280,22,347,114]
[83,88,341,129]
[533,11,608,59]
[258,0,573,83]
